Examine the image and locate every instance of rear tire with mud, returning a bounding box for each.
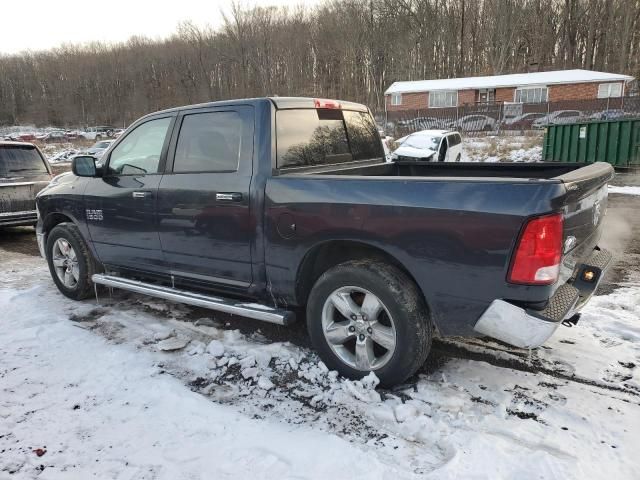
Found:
[46,222,100,300]
[307,260,432,387]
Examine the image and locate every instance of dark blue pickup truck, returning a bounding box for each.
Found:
[35,97,613,386]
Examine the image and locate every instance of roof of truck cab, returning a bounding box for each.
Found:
[148,97,369,117]
[0,141,36,147]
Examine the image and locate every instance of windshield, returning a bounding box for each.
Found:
[402,134,440,150]
[0,146,48,176]
[93,141,111,149]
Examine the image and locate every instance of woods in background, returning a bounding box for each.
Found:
[0,0,639,127]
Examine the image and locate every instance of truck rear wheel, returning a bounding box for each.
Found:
[46,223,100,300]
[307,260,431,387]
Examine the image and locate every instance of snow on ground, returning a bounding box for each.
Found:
[462,135,543,163]
[609,185,640,196]
[1,248,639,479]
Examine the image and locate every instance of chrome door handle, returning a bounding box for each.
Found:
[216,192,243,202]
[132,191,150,198]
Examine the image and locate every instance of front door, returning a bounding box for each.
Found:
[156,106,254,290]
[85,115,174,273]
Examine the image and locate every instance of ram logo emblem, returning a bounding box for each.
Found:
[86,209,103,221]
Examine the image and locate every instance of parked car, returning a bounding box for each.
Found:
[0,141,52,227]
[113,128,126,138]
[588,109,627,121]
[37,131,67,143]
[451,114,497,132]
[533,110,583,129]
[398,116,448,130]
[64,130,85,140]
[503,112,546,130]
[391,130,463,162]
[36,97,613,386]
[81,126,117,140]
[4,132,37,142]
[84,140,114,158]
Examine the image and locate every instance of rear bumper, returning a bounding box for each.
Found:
[474,247,612,348]
[0,210,38,227]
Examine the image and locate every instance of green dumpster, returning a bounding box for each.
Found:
[542,118,640,168]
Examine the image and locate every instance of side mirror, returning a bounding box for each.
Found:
[72,155,99,177]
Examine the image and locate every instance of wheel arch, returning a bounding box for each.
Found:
[294,239,430,314]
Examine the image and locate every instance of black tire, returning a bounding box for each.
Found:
[306,260,432,387]
[46,222,100,300]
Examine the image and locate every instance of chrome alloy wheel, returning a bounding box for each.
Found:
[321,286,397,371]
[52,238,80,289]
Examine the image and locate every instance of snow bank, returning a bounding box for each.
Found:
[608,185,640,196]
[1,245,639,479]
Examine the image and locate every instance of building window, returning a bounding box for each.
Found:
[598,83,623,98]
[514,86,548,103]
[479,88,495,104]
[390,93,402,106]
[429,91,457,108]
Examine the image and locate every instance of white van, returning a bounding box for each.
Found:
[391,130,463,162]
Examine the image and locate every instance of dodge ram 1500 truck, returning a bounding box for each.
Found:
[35,97,613,386]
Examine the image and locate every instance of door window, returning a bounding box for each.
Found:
[108,117,172,175]
[174,112,243,172]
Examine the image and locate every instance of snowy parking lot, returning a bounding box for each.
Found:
[1,175,639,479]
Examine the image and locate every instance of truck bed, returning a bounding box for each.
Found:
[288,160,601,181]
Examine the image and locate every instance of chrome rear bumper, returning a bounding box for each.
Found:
[474,248,612,349]
[0,210,37,227]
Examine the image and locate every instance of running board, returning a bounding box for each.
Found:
[91,274,295,326]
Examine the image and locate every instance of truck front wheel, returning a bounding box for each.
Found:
[46,223,100,300]
[307,260,432,387]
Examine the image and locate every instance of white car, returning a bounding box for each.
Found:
[84,140,114,157]
[391,130,463,162]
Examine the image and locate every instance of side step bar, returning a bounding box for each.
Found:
[91,274,295,326]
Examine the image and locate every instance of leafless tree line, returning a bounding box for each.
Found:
[0,0,638,127]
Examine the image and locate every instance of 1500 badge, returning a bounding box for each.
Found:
[86,209,103,221]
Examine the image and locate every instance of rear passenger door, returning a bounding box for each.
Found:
[156,106,255,290]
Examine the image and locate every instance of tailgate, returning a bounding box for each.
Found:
[0,180,49,214]
[555,162,614,279]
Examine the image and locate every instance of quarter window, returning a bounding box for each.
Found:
[429,91,458,108]
[174,112,243,172]
[108,117,171,175]
[598,83,623,98]
[514,87,548,103]
[391,93,402,106]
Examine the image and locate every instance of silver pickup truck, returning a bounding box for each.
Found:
[0,142,52,227]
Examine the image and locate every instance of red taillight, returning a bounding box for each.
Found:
[508,213,563,285]
[314,98,341,109]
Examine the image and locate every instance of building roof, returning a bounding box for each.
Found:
[385,69,635,95]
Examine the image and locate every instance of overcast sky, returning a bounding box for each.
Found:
[0,0,323,54]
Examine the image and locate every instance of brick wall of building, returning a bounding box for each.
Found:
[495,87,516,102]
[386,82,615,111]
[548,82,599,101]
[385,92,428,111]
[457,89,475,105]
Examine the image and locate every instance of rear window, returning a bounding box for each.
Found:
[276,108,383,168]
[0,146,48,176]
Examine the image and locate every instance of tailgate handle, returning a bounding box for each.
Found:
[216,192,243,202]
